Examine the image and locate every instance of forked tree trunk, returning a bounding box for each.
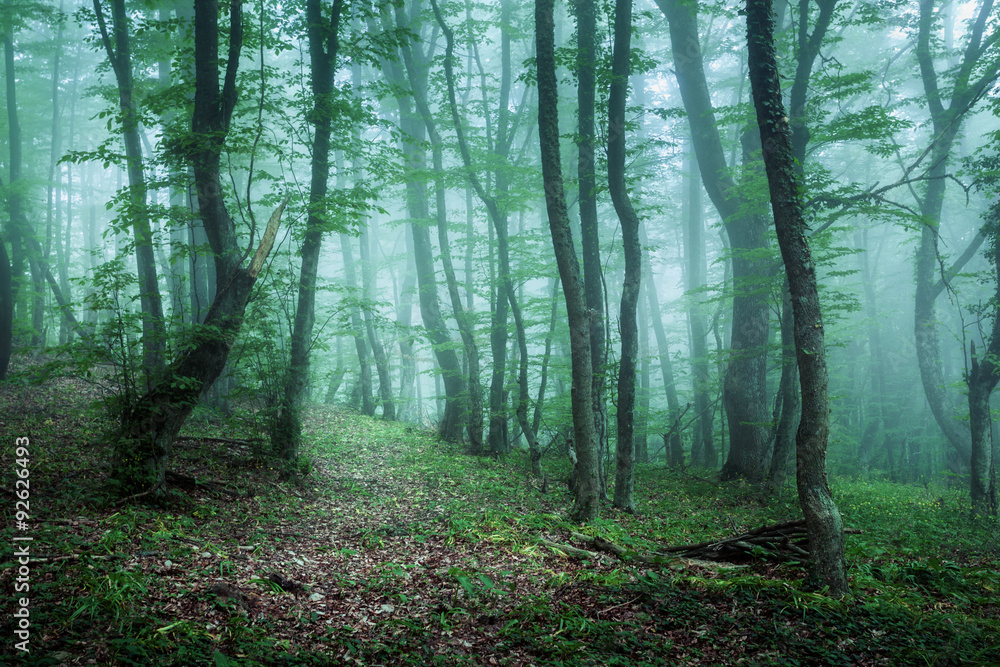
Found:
[111,0,287,497]
[658,0,771,481]
[536,0,599,522]
[746,0,847,595]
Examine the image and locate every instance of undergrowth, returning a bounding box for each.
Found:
[1,366,998,665]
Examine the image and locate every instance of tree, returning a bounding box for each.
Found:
[608,0,642,513]
[575,0,608,492]
[746,0,847,595]
[536,0,599,522]
[381,3,466,442]
[274,0,343,461]
[94,0,167,378]
[657,0,772,482]
[913,0,999,470]
[110,0,288,497]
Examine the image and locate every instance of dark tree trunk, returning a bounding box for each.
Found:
[94,0,166,378]
[575,0,609,486]
[536,0,599,522]
[657,0,771,482]
[111,0,286,497]
[967,341,999,515]
[274,0,343,460]
[746,0,847,596]
[379,6,465,441]
[608,0,641,513]
[432,0,518,456]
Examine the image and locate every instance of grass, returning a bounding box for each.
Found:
[1,363,998,665]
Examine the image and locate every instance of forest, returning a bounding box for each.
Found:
[1,0,999,663]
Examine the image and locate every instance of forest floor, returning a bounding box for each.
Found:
[1,357,999,666]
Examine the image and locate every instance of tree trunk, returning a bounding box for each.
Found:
[967,341,999,515]
[536,0,599,522]
[432,0,517,456]
[111,0,289,498]
[0,237,11,380]
[274,0,343,460]
[682,149,714,466]
[360,216,395,421]
[746,0,847,595]
[396,5,482,450]
[340,231,374,416]
[767,283,799,489]
[657,0,771,482]
[94,0,166,378]
[913,0,999,470]
[575,0,609,488]
[642,240,684,468]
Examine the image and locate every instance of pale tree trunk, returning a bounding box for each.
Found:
[767,283,799,489]
[642,238,684,467]
[274,0,343,459]
[360,215,395,421]
[339,230,374,417]
[746,0,847,595]
[682,149,714,466]
[537,0,599,522]
[432,0,519,456]
[94,0,166,378]
[395,6,482,449]
[913,0,999,472]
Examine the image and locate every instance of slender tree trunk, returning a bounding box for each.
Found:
[767,283,799,489]
[912,0,998,471]
[607,0,641,513]
[575,0,609,486]
[746,0,847,595]
[396,228,417,420]
[536,0,599,522]
[532,278,560,437]
[636,288,650,464]
[682,149,714,466]
[275,0,343,459]
[642,240,684,468]
[396,8,482,449]
[0,237,11,380]
[340,230,374,416]
[432,0,517,456]
[94,0,166,378]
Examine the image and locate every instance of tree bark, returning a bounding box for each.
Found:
[607,0,641,513]
[432,0,518,456]
[274,0,343,460]
[746,0,847,596]
[536,0,599,522]
[682,149,714,467]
